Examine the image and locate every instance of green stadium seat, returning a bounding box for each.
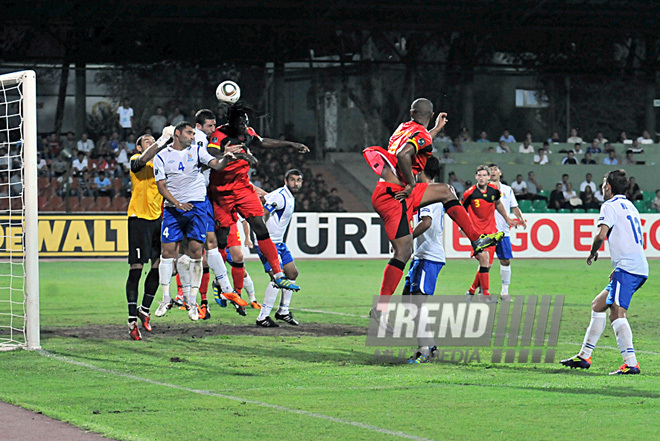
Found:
[642,191,653,201]
[633,200,647,211]
[587,208,599,213]
[518,200,532,211]
[532,199,546,210]
[537,190,548,198]
[558,208,571,213]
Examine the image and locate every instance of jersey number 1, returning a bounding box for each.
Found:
[626,215,643,245]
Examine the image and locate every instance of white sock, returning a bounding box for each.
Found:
[158,257,174,302]
[188,258,203,306]
[578,311,606,359]
[278,283,294,315]
[244,271,256,302]
[273,271,284,279]
[177,254,191,301]
[206,247,233,293]
[258,282,279,321]
[500,265,511,294]
[612,318,637,366]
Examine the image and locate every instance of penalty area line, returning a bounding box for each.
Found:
[38,349,435,441]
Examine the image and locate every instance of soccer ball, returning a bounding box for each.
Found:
[216,80,241,104]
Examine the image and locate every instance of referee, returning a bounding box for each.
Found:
[126,127,173,340]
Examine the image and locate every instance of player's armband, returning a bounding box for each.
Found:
[264,203,277,213]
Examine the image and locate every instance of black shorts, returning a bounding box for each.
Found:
[128,217,162,265]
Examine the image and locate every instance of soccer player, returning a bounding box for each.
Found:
[462,165,517,301]
[223,217,261,309]
[401,156,445,363]
[254,169,304,327]
[207,103,309,293]
[489,164,526,300]
[125,128,174,340]
[363,99,503,306]
[561,170,648,375]
[152,122,239,321]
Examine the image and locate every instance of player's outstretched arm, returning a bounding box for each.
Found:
[495,200,518,227]
[429,112,448,139]
[511,206,527,229]
[261,137,310,153]
[134,126,175,169]
[587,224,609,265]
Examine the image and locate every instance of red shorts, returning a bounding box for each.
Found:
[211,185,264,228]
[227,222,242,248]
[372,181,428,240]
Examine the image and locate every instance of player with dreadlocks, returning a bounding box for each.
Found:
[207,103,309,295]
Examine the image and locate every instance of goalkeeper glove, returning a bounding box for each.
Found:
[155,125,175,147]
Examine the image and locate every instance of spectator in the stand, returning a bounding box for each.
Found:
[116,98,134,141]
[567,128,583,144]
[109,131,120,152]
[327,188,343,210]
[9,173,22,197]
[37,153,49,177]
[0,146,9,173]
[510,174,529,200]
[496,140,511,153]
[561,150,578,165]
[549,183,567,210]
[448,136,464,153]
[626,177,643,201]
[628,139,644,153]
[579,173,597,193]
[586,140,602,154]
[637,130,654,144]
[99,154,119,177]
[62,132,76,151]
[548,132,561,143]
[581,186,600,210]
[126,133,136,152]
[335,200,347,212]
[169,107,185,126]
[594,186,605,203]
[56,168,74,198]
[92,170,114,201]
[519,139,534,154]
[523,131,533,144]
[77,133,95,155]
[618,131,631,144]
[71,152,88,177]
[623,150,638,165]
[572,142,584,154]
[47,133,61,159]
[439,147,455,164]
[581,152,596,164]
[603,150,618,165]
[435,129,451,143]
[148,106,167,138]
[563,183,582,208]
[448,171,466,197]
[116,141,131,173]
[560,173,570,192]
[534,147,549,165]
[476,131,489,142]
[301,199,311,212]
[542,140,553,154]
[652,190,660,212]
[499,129,516,143]
[458,127,472,142]
[593,132,608,146]
[526,171,547,201]
[51,153,68,178]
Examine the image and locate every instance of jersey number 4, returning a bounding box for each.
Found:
[178,162,185,172]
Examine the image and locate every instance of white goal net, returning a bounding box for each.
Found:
[0,70,39,350]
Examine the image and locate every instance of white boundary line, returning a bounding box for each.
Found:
[38,349,436,441]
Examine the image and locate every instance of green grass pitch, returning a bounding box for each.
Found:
[1,258,659,441]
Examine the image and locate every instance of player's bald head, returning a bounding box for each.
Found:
[410,98,433,119]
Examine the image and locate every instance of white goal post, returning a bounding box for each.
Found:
[0,70,40,351]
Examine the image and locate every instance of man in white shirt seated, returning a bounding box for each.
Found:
[580,173,597,194]
[510,174,528,200]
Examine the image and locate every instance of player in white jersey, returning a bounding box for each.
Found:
[561,169,649,375]
[152,121,240,321]
[489,164,526,300]
[255,169,303,327]
[401,157,445,363]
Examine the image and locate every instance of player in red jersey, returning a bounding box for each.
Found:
[363,98,504,305]
[462,165,517,300]
[207,103,309,292]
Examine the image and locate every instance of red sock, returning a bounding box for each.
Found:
[176,273,183,297]
[380,258,405,296]
[469,273,480,294]
[199,269,210,302]
[479,270,490,295]
[258,237,283,274]
[231,265,245,295]
[219,248,228,261]
[445,201,479,241]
